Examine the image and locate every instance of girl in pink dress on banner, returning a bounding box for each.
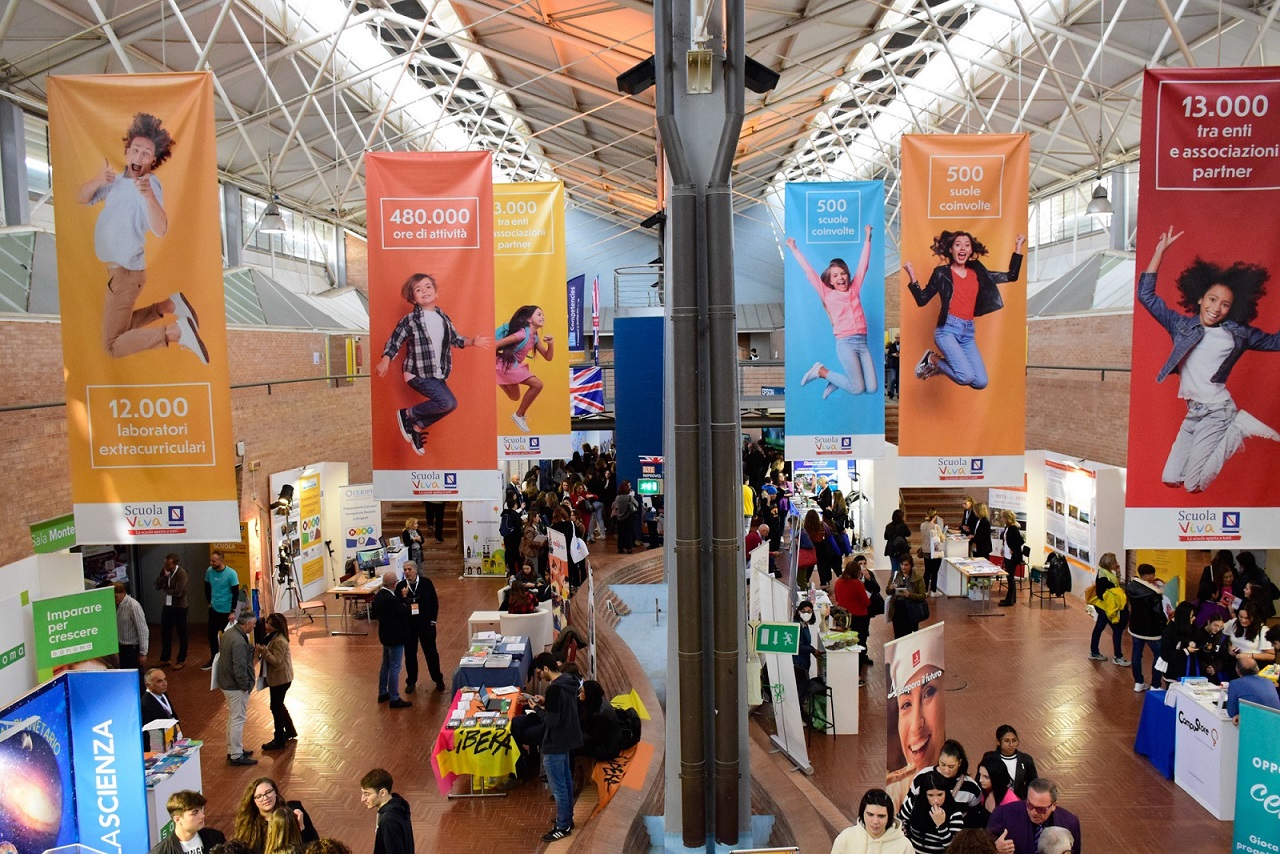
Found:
[496,305,555,433]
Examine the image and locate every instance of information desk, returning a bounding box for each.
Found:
[1170,682,1238,820]
[450,635,533,692]
[430,688,523,796]
[145,740,203,846]
[944,534,970,560]
[326,575,384,636]
[941,558,1006,614]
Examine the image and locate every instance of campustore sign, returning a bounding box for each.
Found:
[32,587,119,671]
[1234,702,1280,854]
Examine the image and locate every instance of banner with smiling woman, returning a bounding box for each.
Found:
[48,73,238,543]
[883,621,946,811]
[897,134,1029,487]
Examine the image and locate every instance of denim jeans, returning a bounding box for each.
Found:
[933,316,988,389]
[1090,608,1128,657]
[405,375,458,431]
[1131,636,1162,686]
[824,334,879,396]
[544,751,574,830]
[379,644,404,700]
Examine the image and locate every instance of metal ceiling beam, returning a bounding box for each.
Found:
[449,0,652,63]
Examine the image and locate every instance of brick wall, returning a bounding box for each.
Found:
[0,319,371,567]
[1026,313,1132,466]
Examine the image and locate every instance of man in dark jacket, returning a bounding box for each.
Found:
[396,562,444,694]
[534,652,583,842]
[371,570,412,708]
[141,667,179,728]
[1126,563,1168,692]
[360,767,414,854]
[147,790,225,854]
[988,778,1081,854]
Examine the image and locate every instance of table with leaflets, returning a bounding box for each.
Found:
[430,686,524,797]
[942,557,1007,615]
[144,739,203,846]
[1169,679,1238,820]
[449,632,533,692]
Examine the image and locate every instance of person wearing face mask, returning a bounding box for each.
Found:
[793,601,824,724]
[830,788,914,854]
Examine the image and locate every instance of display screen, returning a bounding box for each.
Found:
[356,548,389,571]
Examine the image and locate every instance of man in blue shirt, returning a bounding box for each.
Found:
[1226,655,1280,723]
[202,551,239,671]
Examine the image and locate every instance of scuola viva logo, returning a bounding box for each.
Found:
[813,436,852,454]
[937,458,983,479]
[1177,509,1241,540]
[410,472,458,494]
[124,504,187,533]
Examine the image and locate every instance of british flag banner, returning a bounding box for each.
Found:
[571,365,605,416]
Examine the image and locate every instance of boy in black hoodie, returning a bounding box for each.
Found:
[1126,564,1169,692]
[533,652,583,841]
[360,767,413,854]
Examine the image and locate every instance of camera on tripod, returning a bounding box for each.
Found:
[276,542,293,584]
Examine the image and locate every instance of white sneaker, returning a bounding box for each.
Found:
[801,362,823,385]
[176,317,209,364]
[511,412,530,433]
[915,350,938,380]
[1235,409,1280,441]
[822,383,836,400]
[1133,682,1148,693]
[169,291,200,328]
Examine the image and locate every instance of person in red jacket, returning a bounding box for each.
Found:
[833,554,877,684]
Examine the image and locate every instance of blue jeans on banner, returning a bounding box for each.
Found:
[933,316,988,389]
[406,375,458,431]
[1131,636,1161,687]
[544,751,574,831]
[379,645,404,701]
[824,334,879,396]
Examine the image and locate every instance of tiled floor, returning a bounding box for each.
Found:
[168,545,1236,852]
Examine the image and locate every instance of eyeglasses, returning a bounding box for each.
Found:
[253,790,276,802]
[1026,802,1055,815]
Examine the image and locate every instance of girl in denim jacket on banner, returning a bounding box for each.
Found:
[1138,226,1280,493]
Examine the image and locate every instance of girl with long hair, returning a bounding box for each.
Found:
[257,613,296,750]
[786,226,878,398]
[904,230,1025,389]
[495,304,555,433]
[232,777,318,853]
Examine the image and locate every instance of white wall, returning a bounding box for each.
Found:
[0,554,89,707]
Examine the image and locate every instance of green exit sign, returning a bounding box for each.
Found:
[637,478,661,496]
[754,622,800,655]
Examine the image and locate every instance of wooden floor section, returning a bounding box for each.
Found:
[167,546,1235,852]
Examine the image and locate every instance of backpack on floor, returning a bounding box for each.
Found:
[616,706,642,750]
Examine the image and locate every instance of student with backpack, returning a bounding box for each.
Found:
[495,304,554,434]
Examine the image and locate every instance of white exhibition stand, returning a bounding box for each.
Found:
[1170,683,1238,820]
[822,644,863,735]
[146,744,203,846]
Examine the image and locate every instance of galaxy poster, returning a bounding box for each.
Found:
[0,679,76,853]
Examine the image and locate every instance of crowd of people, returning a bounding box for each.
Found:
[831,727,1080,854]
[150,768,412,854]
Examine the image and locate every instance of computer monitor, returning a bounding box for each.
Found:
[356,547,389,572]
[386,536,403,551]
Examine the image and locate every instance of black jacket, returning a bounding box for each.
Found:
[909,254,1023,326]
[971,517,992,559]
[1126,579,1168,640]
[395,575,439,624]
[374,793,414,854]
[371,587,411,646]
[541,672,584,754]
[980,749,1039,801]
[141,691,178,727]
[148,828,225,854]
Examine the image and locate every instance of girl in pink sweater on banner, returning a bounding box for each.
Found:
[496,304,555,433]
[786,225,877,399]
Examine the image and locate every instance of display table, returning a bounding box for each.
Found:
[941,558,1006,614]
[326,575,383,636]
[430,689,523,796]
[1170,682,1238,820]
[145,740,203,846]
[500,602,554,655]
[1132,688,1175,779]
[450,635,533,692]
[819,639,863,735]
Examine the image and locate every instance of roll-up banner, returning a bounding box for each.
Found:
[367,152,497,500]
[1234,701,1280,849]
[48,73,238,543]
[1125,67,1280,549]
[883,620,946,811]
[783,181,886,460]
[898,134,1029,486]
[494,182,571,460]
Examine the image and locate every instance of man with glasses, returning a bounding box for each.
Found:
[988,778,1081,854]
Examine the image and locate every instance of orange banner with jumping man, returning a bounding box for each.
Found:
[48,73,238,543]
[898,134,1029,487]
[367,152,497,500]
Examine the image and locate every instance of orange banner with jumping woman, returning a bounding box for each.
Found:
[897,134,1030,487]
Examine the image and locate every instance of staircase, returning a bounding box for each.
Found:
[380,501,462,547]
[898,487,989,550]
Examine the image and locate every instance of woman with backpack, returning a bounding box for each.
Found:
[883,509,912,575]
[495,304,554,434]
